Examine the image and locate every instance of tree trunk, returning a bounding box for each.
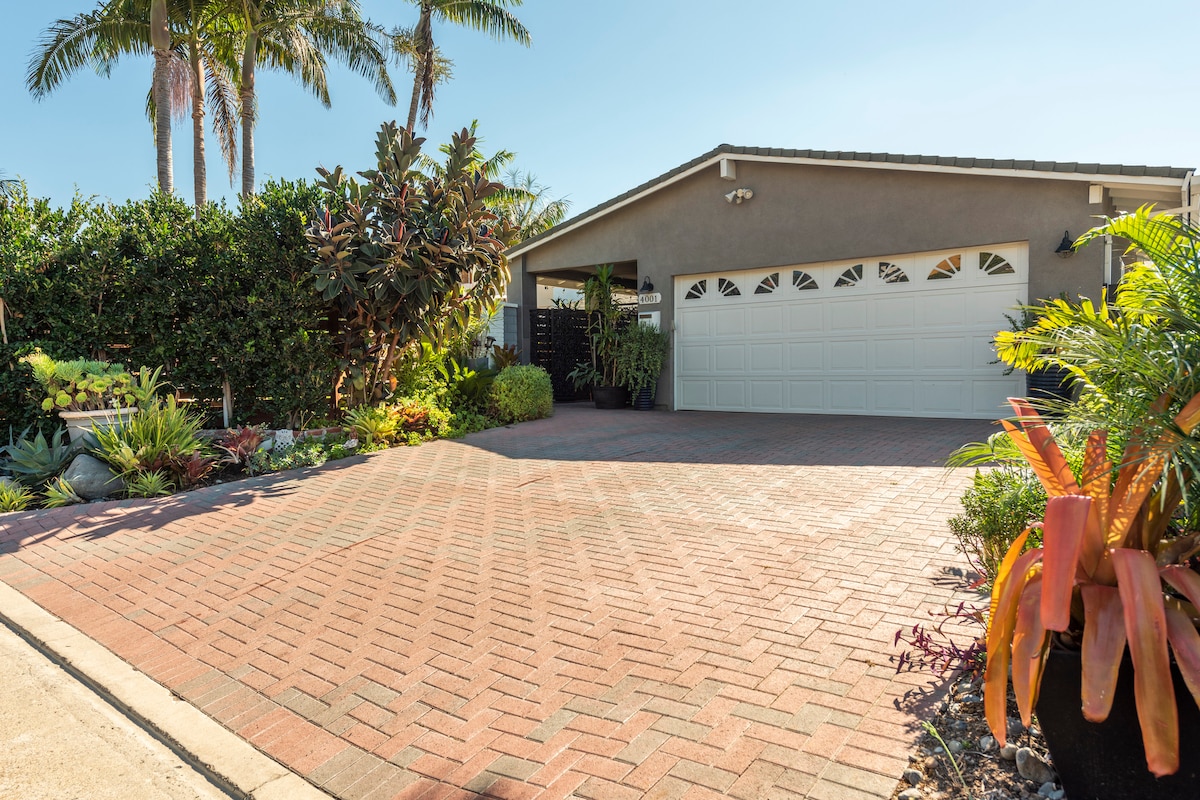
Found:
[405,6,431,133]
[189,41,207,214]
[150,0,172,193]
[152,52,174,194]
[240,30,257,198]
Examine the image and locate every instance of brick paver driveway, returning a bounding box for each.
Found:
[0,406,994,800]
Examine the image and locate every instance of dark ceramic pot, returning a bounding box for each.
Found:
[632,387,654,410]
[1036,647,1200,799]
[592,385,628,409]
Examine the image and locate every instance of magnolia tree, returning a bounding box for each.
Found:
[306,122,514,407]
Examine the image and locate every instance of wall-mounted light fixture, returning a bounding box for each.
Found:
[1055,230,1076,259]
[640,276,654,293]
[724,188,754,204]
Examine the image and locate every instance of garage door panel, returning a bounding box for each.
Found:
[873,296,916,329]
[787,381,824,410]
[788,305,823,333]
[714,381,746,408]
[874,380,915,413]
[679,381,711,407]
[678,309,711,337]
[714,308,746,336]
[829,340,868,370]
[680,345,711,373]
[788,342,823,371]
[918,337,967,370]
[875,339,914,369]
[750,381,784,410]
[751,306,784,335]
[749,343,784,372]
[714,345,746,372]
[674,243,1027,417]
[830,381,868,411]
[829,300,868,332]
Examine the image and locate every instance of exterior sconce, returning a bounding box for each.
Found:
[1055,230,1076,259]
[640,277,654,293]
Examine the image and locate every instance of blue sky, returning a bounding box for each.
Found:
[4,1,1200,217]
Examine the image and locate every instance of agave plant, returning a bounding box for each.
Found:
[985,396,1200,776]
[43,476,84,508]
[0,480,35,512]
[4,426,73,486]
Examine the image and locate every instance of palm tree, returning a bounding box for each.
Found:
[230,0,396,197]
[490,169,569,242]
[402,0,529,132]
[27,0,239,205]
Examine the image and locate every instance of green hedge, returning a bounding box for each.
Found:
[0,181,333,431]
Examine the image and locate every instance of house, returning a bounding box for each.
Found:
[506,146,1196,419]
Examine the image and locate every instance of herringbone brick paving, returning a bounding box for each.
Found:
[0,407,994,799]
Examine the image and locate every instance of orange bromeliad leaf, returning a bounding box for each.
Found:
[1108,452,1168,550]
[989,528,1031,625]
[1040,495,1092,631]
[1009,399,1080,494]
[1162,566,1200,610]
[1165,608,1200,715]
[1112,549,1179,776]
[1078,431,1111,576]
[985,546,1043,747]
[1173,392,1200,436]
[1080,584,1126,722]
[1001,422,1070,496]
[1012,576,1049,726]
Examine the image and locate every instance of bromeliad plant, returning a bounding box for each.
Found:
[985,396,1200,777]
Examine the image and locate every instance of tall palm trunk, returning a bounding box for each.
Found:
[150,0,172,193]
[240,29,257,197]
[189,38,207,213]
[405,5,432,133]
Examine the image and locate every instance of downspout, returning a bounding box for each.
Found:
[1103,234,1113,289]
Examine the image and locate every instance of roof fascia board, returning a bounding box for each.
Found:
[731,153,1190,188]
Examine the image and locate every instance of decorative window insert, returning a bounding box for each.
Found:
[928,254,962,280]
[979,252,1015,276]
[718,278,741,297]
[834,264,863,288]
[755,273,780,294]
[792,270,818,291]
[684,280,707,300]
[879,262,909,283]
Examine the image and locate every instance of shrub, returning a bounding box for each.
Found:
[90,397,207,489]
[393,394,452,440]
[490,365,553,423]
[0,480,35,512]
[947,466,1046,588]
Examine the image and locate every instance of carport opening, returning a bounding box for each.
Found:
[534,260,639,309]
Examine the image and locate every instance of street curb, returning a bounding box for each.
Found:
[0,581,331,800]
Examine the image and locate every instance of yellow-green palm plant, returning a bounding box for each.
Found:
[986,395,1200,777]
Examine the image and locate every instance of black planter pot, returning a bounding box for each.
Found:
[1036,647,1200,799]
[632,387,654,410]
[592,385,628,409]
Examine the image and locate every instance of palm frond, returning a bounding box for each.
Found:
[204,54,241,184]
[434,0,531,46]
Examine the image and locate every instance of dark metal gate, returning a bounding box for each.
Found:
[529,308,591,401]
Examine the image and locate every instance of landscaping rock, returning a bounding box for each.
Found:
[1036,782,1063,799]
[898,789,922,800]
[903,768,923,786]
[1015,747,1056,784]
[979,734,996,752]
[62,454,124,500]
[999,743,1018,760]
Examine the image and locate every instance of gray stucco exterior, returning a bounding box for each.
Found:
[508,148,1194,411]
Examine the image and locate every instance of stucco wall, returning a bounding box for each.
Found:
[515,159,1110,409]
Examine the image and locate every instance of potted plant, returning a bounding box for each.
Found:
[617,322,670,410]
[21,351,143,442]
[984,396,1200,797]
[567,264,629,409]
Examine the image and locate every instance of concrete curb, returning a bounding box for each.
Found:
[0,581,331,800]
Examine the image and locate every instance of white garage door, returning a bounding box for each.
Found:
[674,243,1027,418]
